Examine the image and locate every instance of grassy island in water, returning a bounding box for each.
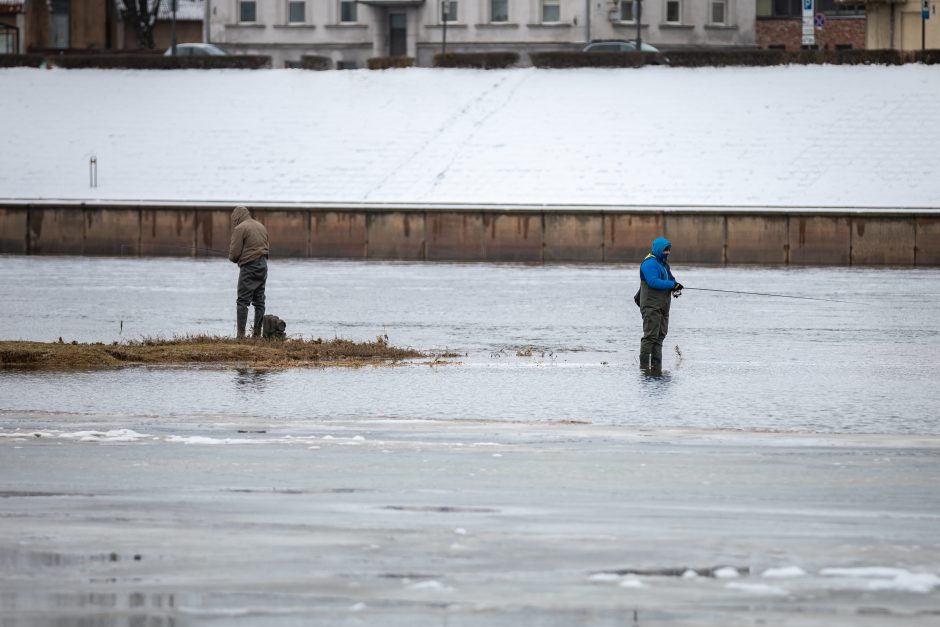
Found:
[0,335,426,370]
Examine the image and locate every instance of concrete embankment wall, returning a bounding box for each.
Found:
[1,203,938,266]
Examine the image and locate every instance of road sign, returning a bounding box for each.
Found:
[814,13,826,28]
[924,0,930,20]
[802,0,815,46]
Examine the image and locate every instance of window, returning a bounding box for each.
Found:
[0,24,18,55]
[619,0,633,21]
[817,0,865,16]
[542,0,560,23]
[709,0,726,24]
[340,0,357,22]
[51,0,70,48]
[288,1,305,23]
[665,0,681,24]
[239,0,256,23]
[491,0,508,22]
[441,0,458,22]
[757,0,801,18]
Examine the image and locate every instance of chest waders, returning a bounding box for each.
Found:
[638,259,672,373]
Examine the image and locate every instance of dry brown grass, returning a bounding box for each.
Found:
[0,335,424,370]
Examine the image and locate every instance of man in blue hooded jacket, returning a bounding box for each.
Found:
[637,237,683,372]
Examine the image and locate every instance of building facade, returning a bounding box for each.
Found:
[0,0,204,55]
[756,0,867,50]
[864,0,938,49]
[208,0,757,68]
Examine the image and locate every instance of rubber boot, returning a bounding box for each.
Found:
[650,344,663,375]
[252,307,265,338]
[236,306,248,340]
[639,340,652,370]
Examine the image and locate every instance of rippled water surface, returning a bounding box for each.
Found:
[1,256,938,433]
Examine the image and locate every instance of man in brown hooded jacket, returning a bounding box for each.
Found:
[228,206,270,339]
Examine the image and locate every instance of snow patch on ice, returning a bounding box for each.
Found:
[762,566,807,579]
[713,567,740,579]
[821,567,940,593]
[820,567,908,578]
[618,577,647,589]
[726,582,788,596]
[407,580,454,593]
[165,435,267,445]
[588,573,621,583]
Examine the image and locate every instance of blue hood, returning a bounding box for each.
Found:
[650,237,672,261]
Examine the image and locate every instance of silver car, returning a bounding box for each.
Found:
[583,40,661,53]
[164,43,228,57]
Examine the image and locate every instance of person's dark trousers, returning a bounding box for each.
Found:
[640,305,669,374]
[236,256,267,339]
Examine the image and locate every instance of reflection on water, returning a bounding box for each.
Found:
[233,368,273,394]
[1,257,939,434]
[1,589,177,627]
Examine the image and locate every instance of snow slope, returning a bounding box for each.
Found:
[1,65,937,208]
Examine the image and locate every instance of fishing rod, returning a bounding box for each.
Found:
[119,244,228,256]
[681,287,857,305]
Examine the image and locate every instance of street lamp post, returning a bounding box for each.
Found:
[923,0,930,52]
[635,0,642,50]
[171,0,178,56]
[441,0,450,57]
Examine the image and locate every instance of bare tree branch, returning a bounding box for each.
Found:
[123,0,163,49]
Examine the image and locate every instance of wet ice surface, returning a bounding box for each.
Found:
[2,257,940,625]
[1,256,939,433]
[1,421,939,627]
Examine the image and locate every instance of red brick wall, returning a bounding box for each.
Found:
[757,18,867,51]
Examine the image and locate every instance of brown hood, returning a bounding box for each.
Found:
[231,205,251,228]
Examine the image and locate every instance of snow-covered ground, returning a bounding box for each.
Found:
[1,65,938,208]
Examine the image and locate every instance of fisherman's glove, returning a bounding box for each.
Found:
[672,282,683,298]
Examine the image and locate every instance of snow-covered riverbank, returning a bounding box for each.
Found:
[2,65,938,208]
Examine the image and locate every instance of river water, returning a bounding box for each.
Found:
[1,256,938,434]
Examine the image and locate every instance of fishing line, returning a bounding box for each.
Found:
[682,287,858,305]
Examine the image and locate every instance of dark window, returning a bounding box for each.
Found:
[0,23,19,54]
[51,0,70,49]
[666,0,681,23]
[240,1,257,23]
[758,0,801,18]
[491,0,508,22]
[340,0,357,22]
[289,1,305,23]
[618,0,633,21]
[817,1,865,15]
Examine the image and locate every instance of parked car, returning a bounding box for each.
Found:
[584,39,659,53]
[164,43,228,56]
[583,39,668,64]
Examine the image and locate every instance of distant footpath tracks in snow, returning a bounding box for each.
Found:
[1,200,938,266]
